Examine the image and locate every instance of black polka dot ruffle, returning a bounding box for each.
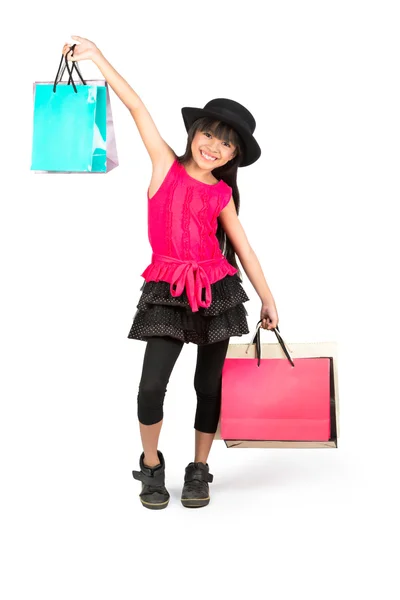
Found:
[127,273,250,345]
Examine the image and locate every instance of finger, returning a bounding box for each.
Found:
[71,35,83,42]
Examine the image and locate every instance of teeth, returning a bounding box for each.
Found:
[201,150,216,161]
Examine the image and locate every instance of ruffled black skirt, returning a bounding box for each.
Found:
[127,272,250,345]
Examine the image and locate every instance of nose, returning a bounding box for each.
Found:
[206,145,220,156]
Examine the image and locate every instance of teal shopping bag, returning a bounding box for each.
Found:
[31,83,107,172]
[31,49,117,173]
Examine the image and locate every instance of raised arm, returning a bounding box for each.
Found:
[63,36,174,167]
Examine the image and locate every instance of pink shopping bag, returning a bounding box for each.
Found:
[217,321,339,447]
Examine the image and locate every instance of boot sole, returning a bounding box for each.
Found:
[140,497,170,510]
[181,497,210,508]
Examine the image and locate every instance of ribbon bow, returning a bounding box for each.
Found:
[169,260,212,312]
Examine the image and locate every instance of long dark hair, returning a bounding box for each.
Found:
[176,117,244,281]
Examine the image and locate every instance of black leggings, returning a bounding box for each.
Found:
[137,335,230,434]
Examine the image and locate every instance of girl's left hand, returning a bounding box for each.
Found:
[260,298,279,330]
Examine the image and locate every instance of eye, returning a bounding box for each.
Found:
[203,131,211,138]
[223,141,231,147]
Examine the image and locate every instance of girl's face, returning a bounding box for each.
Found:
[191,128,237,171]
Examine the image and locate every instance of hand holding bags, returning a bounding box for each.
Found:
[215,320,339,448]
[31,45,118,173]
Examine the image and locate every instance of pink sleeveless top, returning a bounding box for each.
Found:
[141,157,237,312]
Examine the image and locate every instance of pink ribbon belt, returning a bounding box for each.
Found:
[152,253,225,312]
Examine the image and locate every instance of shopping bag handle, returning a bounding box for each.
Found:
[246,319,295,368]
[53,44,86,93]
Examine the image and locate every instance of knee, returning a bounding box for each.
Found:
[194,392,221,433]
[194,376,222,433]
[137,380,167,426]
[194,372,221,399]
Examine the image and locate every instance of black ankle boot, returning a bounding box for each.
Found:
[181,461,214,508]
[132,450,170,510]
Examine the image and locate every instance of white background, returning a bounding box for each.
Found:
[1,0,399,598]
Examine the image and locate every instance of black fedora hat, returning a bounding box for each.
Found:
[181,98,261,167]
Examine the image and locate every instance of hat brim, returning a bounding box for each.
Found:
[181,106,261,167]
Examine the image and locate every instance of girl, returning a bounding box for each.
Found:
[62,36,279,510]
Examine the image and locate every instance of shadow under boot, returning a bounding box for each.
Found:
[132,450,170,510]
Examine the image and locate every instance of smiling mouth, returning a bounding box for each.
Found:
[200,150,218,161]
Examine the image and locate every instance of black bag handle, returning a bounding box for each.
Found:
[246,319,295,368]
[59,46,86,86]
[53,44,86,93]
